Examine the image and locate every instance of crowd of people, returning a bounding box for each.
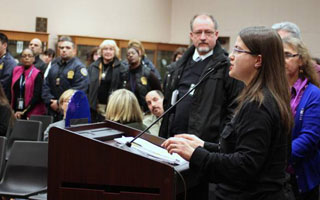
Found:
[0,13,319,200]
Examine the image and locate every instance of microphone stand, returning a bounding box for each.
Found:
[126,65,218,147]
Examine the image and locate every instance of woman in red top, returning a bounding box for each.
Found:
[11,48,46,119]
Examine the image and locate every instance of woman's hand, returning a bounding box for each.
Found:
[161,136,197,161]
[175,134,205,149]
[14,111,23,119]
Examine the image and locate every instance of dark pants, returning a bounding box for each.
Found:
[291,174,319,200]
[47,107,63,122]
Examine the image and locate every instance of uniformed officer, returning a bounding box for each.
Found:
[0,32,17,100]
[42,36,89,121]
[125,46,161,112]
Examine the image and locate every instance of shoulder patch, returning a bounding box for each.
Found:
[80,68,88,76]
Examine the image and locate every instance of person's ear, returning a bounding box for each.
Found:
[254,55,262,69]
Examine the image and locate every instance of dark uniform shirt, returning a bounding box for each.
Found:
[0,52,17,100]
[125,65,161,112]
[42,57,89,105]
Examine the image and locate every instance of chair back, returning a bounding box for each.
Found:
[0,141,48,197]
[6,119,42,159]
[0,137,6,179]
[30,115,54,140]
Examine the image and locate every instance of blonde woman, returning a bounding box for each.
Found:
[106,89,147,132]
[87,40,126,122]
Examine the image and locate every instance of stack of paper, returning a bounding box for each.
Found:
[114,136,187,165]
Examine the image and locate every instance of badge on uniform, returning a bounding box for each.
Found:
[56,77,60,86]
[67,70,74,79]
[80,68,88,76]
[141,76,147,85]
[0,63,3,70]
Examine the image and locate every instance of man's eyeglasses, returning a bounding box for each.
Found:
[284,52,299,59]
[193,30,215,37]
[232,47,255,55]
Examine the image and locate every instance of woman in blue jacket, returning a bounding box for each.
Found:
[283,36,320,200]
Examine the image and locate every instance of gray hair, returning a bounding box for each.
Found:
[190,14,218,31]
[99,39,120,59]
[271,22,301,39]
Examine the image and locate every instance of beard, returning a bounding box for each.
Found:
[197,46,210,54]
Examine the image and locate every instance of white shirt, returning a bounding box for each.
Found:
[192,49,213,62]
[143,114,162,136]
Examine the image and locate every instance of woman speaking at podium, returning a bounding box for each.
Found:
[162,26,294,200]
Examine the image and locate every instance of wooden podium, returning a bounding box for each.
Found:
[48,120,202,200]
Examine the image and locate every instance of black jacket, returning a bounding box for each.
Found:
[87,57,127,110]
[34,55,46,75]
[0,52,17,100]
[124,64,161,112]
[42,57,89,105]
[159,42,243,143]
[190,89,290,200]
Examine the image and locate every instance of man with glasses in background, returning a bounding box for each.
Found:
[160,13,242,143]
[160,13,243,200]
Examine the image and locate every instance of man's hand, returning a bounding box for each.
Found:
[50,99,59,111]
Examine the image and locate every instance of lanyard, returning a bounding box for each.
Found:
[19,68,34,97]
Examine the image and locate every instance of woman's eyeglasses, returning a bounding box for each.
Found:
[232,47,255,55]
[284,52,299,59]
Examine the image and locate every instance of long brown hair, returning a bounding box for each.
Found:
[237,26,293,134]
[282,36,320,87]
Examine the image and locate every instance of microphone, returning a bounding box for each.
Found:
[126,63,222,147]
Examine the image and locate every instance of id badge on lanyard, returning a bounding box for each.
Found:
[18,75,25,110]
[17,98,24,110]
[18,68,34,110]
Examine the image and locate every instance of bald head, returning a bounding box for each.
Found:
[29,38,42,56]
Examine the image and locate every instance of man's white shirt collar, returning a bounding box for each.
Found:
[192,49,213,62]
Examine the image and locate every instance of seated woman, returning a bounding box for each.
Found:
[282,36,320,200]
[105,89,147,132]
[0,83,15,136]
[43,89,76,140]
[11,48,46,119]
